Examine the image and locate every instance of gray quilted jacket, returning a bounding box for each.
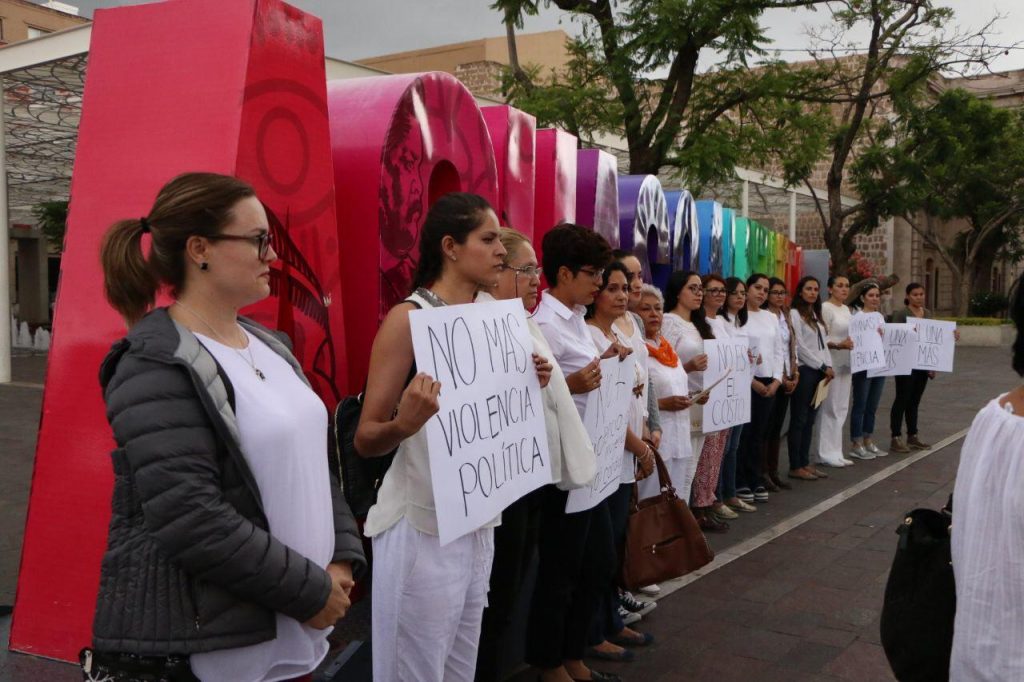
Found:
[92,307,366,655]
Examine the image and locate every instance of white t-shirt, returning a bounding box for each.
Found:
[951,396,1024,681]
[190,331,334,682]
[644,337,693,461]
[744,309,784,380]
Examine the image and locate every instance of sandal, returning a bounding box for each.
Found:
[787,469,817,481]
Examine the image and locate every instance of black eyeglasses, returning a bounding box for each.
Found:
[207,232,272,260]
[704,287,727,295]
[769,289,788,296]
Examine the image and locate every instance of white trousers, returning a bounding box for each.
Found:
[371,517,495,682]
[814,369,852,465]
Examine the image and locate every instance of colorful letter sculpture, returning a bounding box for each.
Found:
[665,190,699,281]
[482,105,536,236]
[576,148,621,249]
[328,73,499,389]
[11,0,346,661]
[617,175,669,282]
[720,208,736,278]
[696,200,723,276]
[733,217,750,280]
[533,128,578,269]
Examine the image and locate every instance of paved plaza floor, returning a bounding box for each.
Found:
[1,345,1016,681]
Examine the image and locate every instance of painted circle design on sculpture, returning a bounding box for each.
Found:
[256,106,310,195]
[633,175,669,280]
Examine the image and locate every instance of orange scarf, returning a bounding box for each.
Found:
[646,335,679,368]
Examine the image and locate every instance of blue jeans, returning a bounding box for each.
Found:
[717,424,744,500]
[850,371,886,440]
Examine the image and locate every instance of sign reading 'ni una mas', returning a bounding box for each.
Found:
[409,299,552,545]
[868,323,918,378]
[913,319,957,373]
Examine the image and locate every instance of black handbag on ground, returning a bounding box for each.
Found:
[879,495,955,682]
[80,648,198,682]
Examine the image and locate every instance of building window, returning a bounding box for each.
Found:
[925,258,935,309]
[27,26,52,39]
[0,18,6,41]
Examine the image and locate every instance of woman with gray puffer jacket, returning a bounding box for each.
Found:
[87,172,365,682]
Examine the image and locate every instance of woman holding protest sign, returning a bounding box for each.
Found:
[92,173,366,682]
[847,280,888,460]
[888,282,958,453]
[762,277,801,488]
[816,275,856,467]
[735,273,785,505]
[357,193,541,682]
[530,223,624,682]
[638,284,694,503]
[788,277,835,480]
[663,271,726,532]
[475,227,592,682]
[697,274,738,523]
[717,278,756,514]
[584,261,657,663]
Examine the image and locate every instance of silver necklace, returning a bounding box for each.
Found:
[174,301,266,381]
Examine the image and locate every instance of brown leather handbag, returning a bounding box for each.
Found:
[619,447,714,591]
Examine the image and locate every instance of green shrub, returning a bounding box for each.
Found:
[934,317,1006,326]
[968,291,1009,317]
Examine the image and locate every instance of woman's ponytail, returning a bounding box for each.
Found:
[100,218,159,326]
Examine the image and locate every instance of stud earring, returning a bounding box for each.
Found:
[199,262,209,271]
[449,253,457,262]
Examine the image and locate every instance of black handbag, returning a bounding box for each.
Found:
[879,495,955,682]
[331,392,397,518]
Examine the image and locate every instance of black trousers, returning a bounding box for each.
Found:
[525,486,617,668]
[475,488,543,682]
[588,483,634,645]
[891,370,930,438]
[787,366,825,470]
[737,378,776,491]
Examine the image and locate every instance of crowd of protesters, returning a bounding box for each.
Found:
[88,179,962,682]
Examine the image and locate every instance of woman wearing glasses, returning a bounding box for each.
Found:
[475,227,586,682]
[91,173,366,682]
[663,271,724,532]
[735,273,785,506]
[717,278,755,514]
[761,278,802,487]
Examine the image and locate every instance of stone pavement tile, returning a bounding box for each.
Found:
[683,652,769,682]
[702,626,804,664]
[737,577,800,605]
[775,641,846,675]
[822,640,895,681]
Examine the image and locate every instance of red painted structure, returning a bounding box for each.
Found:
[11,0,346,661]
[482,105,536,237]
[327,72,498,392]
[532,129,577,273]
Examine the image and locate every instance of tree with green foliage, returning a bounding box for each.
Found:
[491,0,833,191]
[853,89,1024,315]
[493,0,1004,274]
[31,200,68,251]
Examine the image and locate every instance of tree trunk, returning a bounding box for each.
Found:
[954,270,971,317]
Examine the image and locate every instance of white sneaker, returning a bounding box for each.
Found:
[864,440,888,457]
[842,457,855,466]
[639,584,661,596]
[618,605,642,625]
[848,444,876,460]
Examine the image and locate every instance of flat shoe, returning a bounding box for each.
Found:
[808,467,829,479]
[586,647,635,663]
[788,469,817,480]
[726,499,757,512]
[609,631,655,647]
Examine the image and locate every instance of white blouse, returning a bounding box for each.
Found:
[951,396,1024,681]
[822,301,852,371]
[534,291,602,417]
[644,339,694,461]
[744,309,784,381]
[789,308,832,370]
[662,312,708,432]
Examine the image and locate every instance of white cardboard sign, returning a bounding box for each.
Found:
[409,299,553,546]
[702,338,753,433]
[868,323,918,377]
[912,319,957,373]
[565,356,633,513]
[849,311,886,373]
